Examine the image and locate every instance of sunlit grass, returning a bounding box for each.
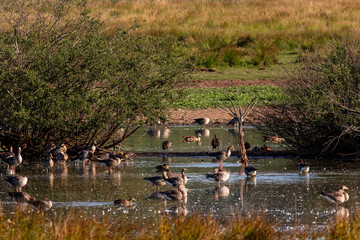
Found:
[171,86,284,109]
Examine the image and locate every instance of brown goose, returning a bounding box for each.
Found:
[164,168,188,187]
[4,176,28,191]
[211,135,220,149]
[155,164,169,173]
[193,117,210,128]
[158,184,187,201]
[85,140,97,153]
[143,170,168,190]
[97,157,121,171]
[244,166,257,177]
[56,151,69,164]
[298,160,310,174]
[162,141,172,152]
[206,160,230,185]
[320,186,349,204]
[214,146,235,162]
[2,147,22,171]
[114,197,136,206]
[8,192,35,203]
[51,143,67,157]
[28,198,52,212]
[184,133,202,143]
[43,153,54,172]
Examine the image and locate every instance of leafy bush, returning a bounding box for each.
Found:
[0,0,192,153]
[259,36,360,156]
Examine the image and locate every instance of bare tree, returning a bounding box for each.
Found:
[213,92,257,163]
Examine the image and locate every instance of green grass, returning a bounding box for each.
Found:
[171,86,284,110]
[192,51,298,81]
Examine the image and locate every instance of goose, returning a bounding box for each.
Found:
[4,176,28,191]
[244,166,257,177]
[56,151,69,164]
[206,160,230,185]
[143,170,168,190]
[28,198,52,212]
[43,153,54,172]
[320,186,349,204]
[162,141,172,152]
[114,197,136,206]
[158,184,187,201]
[72,149,94,166]
[184,133,202,143]
[193,117,210,128]
[42,143,56,158]
[155,164,169,173]
[2,146,22,171]
[298,160,310,174]
[85,140,97,153]
[164,168,188,187]
[8,192,35,203]
[211,135,220,149]
[96,157,121,171]
[51,143,67,157]
[214,146,235,162]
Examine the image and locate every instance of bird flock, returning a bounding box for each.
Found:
[1,117,350,214]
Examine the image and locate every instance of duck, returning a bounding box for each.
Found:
[2,146,22,171]
[114,197,136,206]
[244,166,257,177]
[158,184,187,201]
[264,135,285,143]
[4,176,28,191]
[96,157,121,171]
[162,141,172,152]
[206,160,230,185]
[320,186,349,204]
[143,170,168,190]
[214,145,235,162]
[184,133,202,143]
[164,168,188,187]
[193,117,210,128]
[43,153,54,172]
[298,160,310,174]
[8,191,35,203]
[27,198,53,212]
[211,135,221,149]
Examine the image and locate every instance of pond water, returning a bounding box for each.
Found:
[0,125,359,231]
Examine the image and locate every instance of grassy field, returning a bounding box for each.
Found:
[3,210,360,239]
[87,0,360,67]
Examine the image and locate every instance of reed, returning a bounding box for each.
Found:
[85,0,360,66]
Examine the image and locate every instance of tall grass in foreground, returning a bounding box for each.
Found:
[0,211,282,240]
[86,0,360,67]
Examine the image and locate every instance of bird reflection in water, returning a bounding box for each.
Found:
[47,172,54,191]
[207,185,230,201]
[334,206,349,219]
[195,128,210,138]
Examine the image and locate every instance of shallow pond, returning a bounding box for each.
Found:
[0,126,359,230]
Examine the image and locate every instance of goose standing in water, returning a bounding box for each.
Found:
[143,170,168,191]
[193,117,210,128]
[211,135,220,150]
[158,184,187,201]
[114,197,136,207]
[28,198,53,213]
[162,141,172,153]
[96,157,121,171]
[43,153,54,172]
[73,140,97,166]
[214,145,235,162]
[164,168,188,187]
[206,160,230,186]
[2,147,22,172]
[298,160,310,174]
[244,166,257,177]
[4,176,28,191]
[50,143,67,157]
[320,186,349,205]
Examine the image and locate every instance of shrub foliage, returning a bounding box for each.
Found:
[0,0,192,153]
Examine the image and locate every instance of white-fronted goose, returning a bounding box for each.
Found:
[164,168,188,187]
[298,160,310,174]
[28,198,52,212]
[43,153,54,172]
[114,197,136,206]
[244,166,257,177]
[193,117,210,128]
[158,184,187,201]
[4,176,28,191]
[8,191,35,203]
[184,133,202,143]
[162,141,172,152]
[214,146,235,162]
[2,147,22,171]
[320,186,349,204]
[211,135,220,149]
